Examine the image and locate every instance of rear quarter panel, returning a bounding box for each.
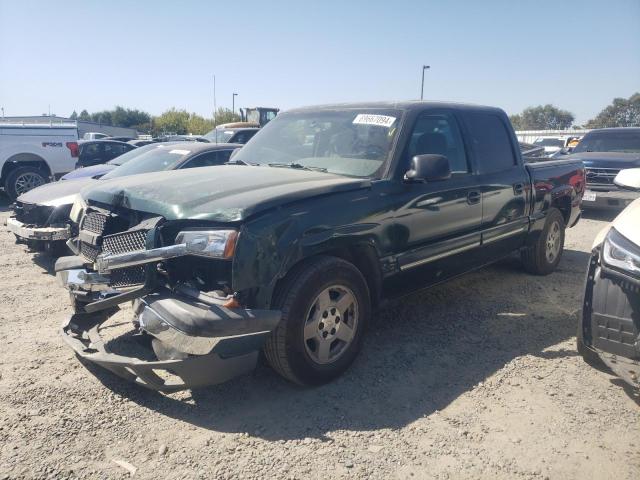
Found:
[526,159,585,227]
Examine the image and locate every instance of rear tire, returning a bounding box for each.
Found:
[521,208,565,275]
[4,166,48,200]
[264,256,370,385]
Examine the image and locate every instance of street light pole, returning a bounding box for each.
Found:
[420,65,430,100]
[232,93,238,115]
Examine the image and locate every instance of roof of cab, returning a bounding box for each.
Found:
[285,100,505,115]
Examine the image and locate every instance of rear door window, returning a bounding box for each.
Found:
[463,113,517,174]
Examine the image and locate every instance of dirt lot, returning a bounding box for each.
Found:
[0,200,638,480]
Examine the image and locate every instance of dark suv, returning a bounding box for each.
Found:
[569,128,640,209]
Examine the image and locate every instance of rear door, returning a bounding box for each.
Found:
[460,111,530,254]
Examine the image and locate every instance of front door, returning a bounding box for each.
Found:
[392,110,483,286]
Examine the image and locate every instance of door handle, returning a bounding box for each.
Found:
[467,190,481,205]
[513,183,524,195]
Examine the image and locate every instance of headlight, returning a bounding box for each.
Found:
[602,228,640,277]
[175,229,238,259]
[69,196,87,223]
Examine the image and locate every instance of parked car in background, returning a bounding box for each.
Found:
[578,168,640,389]
[519,141,547,159]
[155,135,208,143]
[533,136,568,156]
[0,122,79,199]
[568,127,640,209]
[76,139,137,168]
[83,132,109,140]
[62,142,165,180]
[56,101,584,391]
[107,136,136,142]
[6,142,242,254]
[204,127,260,144]
[128,139,157,147]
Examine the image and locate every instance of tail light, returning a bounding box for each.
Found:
[66,142,79,158]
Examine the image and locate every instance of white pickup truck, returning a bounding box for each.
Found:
[0,122,79,199]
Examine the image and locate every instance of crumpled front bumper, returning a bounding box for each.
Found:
[6,216,71,241]
[580,253,640,388]
[56,256,281,391]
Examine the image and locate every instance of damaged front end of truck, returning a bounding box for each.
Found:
[56,199,280,392]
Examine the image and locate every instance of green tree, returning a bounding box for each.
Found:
[69,110,78,120]
[153,109,217,135]
[78,109,91,121]
[153,108,191,135]
[585,93,640,128]
[187,114,214,135]
[213,107,241,126]
[509,105,574,130]
[91,110,113,125]
[111,106,151,128]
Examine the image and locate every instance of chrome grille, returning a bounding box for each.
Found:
[110,266,146,287]
[80,242,100,262]
[82,211,108,234]
[585,167,620,186]
[103,229,148,255]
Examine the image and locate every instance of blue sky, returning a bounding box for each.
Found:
[1,0,638,124]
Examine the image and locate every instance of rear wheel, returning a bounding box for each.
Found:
[521,208,565,275]
[5,167,48,199]
[264,256,370,385]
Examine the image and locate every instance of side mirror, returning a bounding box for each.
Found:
[230,147,241,159]
[405,154,451,182]
[614,168,640,192]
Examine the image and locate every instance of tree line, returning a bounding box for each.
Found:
[69,106,240,136]
[509,92,639,130]
[70,92,639,135]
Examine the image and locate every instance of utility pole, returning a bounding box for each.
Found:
[213,75,218,142]
[232,93,238,115]
[421,65,430,100]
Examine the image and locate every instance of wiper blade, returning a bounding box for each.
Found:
[267,162,327,172]
[225,159,257,166]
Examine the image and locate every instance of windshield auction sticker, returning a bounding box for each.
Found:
[168,149,191,155]
[352,114,396,128]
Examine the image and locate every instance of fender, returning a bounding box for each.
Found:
[232,189,388,309]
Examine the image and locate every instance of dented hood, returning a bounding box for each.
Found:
[81,165,371,222]
[19,177,96,207]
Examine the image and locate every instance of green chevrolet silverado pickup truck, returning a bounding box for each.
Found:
[56,101,585,391]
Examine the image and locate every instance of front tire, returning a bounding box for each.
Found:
[521,208,565,275]
[264,256,370,385]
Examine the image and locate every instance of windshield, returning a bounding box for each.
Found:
[233,109,402,178]
[204,129,234,143]
[573,131,640,153]
[101,145,191,179]
[106,143,156,166]
[534,138,564,147]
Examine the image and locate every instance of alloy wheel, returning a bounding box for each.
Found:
[303,285,359,365]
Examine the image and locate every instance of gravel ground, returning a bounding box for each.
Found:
[0,200,638,480]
